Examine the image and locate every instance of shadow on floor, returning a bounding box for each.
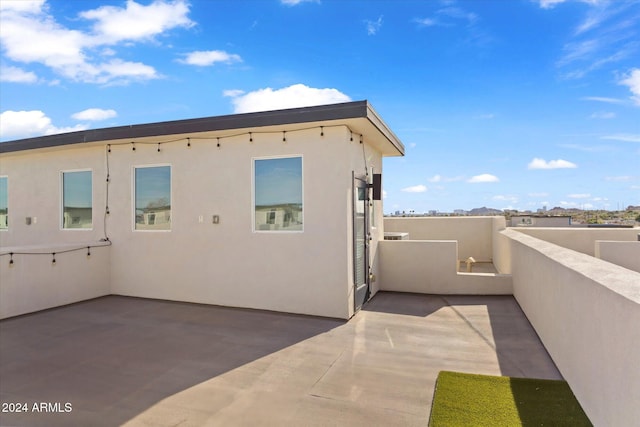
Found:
[364,292,561,379]
[0,296,343,427]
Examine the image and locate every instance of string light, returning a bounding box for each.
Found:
[282,131,287,142]
[249,132,253,143]
[157,143,161,152]
[0,243,111,266]
[131,142,136,151]
[107,144,111,153]
[187,137,191,148]
[320,126,324,137]
[217,137,220,148]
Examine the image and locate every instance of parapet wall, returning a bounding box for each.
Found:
[595,241,640,273]
[503,229,640,427]
[378,240,512,294]
[384,216,503,261]
[513,227,638,256]
[0,242,111,319]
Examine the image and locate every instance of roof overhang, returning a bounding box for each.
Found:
[0,101,404,157]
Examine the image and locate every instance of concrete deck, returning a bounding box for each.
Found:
[0,293,561,426]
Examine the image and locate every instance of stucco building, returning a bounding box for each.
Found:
[0,101,404,319]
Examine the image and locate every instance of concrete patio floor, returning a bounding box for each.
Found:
[0,292,561,427]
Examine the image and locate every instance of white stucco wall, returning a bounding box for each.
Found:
[0,125,384,319]
[514,227,639,256]
[492,216,511,274]
[595,241,640,273]
[504,229,640,427]
[0,242,111,319]
[383,216,497,261]
[378,240,512,294]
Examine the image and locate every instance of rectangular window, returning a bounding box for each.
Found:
[62,170,92,229]
[254,156,303,232]
[0,176,7,230]
[135,165,171,231]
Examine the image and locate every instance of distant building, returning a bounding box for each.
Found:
[510,215,572,227]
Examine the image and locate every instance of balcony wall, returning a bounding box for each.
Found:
[504,229,640,427]
[595,241,640,273]
[513,227,638,256]
[0,242,110,319]
[378,240,512,294]
[384,216,497,261]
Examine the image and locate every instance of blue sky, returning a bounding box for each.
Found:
[1,0,638,213]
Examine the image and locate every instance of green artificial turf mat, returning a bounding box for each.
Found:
[429,371,592,427]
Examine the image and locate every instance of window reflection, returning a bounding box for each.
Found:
[254,157,302,231]
[63,171,92,229]
[135,166,171,230]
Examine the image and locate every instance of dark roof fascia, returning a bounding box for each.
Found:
[1,101,378,154]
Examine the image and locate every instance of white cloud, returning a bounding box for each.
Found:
[528,192,550,197]
[538,0,567,9]
[226,84,351,114]
[71,108,117,121]
[568,193,591,198]
[0,65,38,83]
[280,0,319,5]
[382,190,388,199]
[601,134,640,143]
[223,89,245,98]
[538,0,601,9]
[474,113,496,119]
[428,175,442,183]
[0,0,192,84]
[178,50,242,66]
[619,68,640,106]
[0,0,46,14]
[415,18,438,27]
[581,96,627,104]
[467,174,499,183]
[527,158,578,169]
[365,15,383,36]
[604,176,631,181]
[589,111,615,119]
[79,0,194,44]
[0,110,88,139]
[401,185,427,193]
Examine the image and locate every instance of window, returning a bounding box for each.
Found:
[0,176,7,230]
[253,156,303,232]
[62,171,92,229]
[134,165,171,231]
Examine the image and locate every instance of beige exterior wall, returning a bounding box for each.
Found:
[504,229,640,427]
[514,227,639,256]
[0,125,385,319]
[384,216,498,261]
[378,240,512,294]
[492,216,511,274]
[0,242,111,319]
[595,241,640,273]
